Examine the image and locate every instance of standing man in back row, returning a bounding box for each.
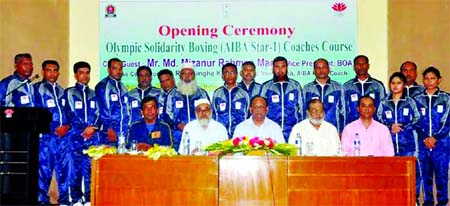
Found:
[128,66,162,123]
[343,55,386,123]
[238,61,261,100]
[400,61,424,97]
[260,56,304,141]
[303,58,346,133]
[157,69,177,121]
[212,63,249,137]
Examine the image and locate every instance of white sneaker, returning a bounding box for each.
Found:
[84,202,90,206]
[72,200,84,206]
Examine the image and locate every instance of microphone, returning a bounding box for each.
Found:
[27,74,40,83]
[5,74,40,96]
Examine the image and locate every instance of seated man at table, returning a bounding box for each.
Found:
[233,96,285,143]
[178,98,228,155]
[127,96,173,151]
[341,95,394,156]
[288,99,341,156]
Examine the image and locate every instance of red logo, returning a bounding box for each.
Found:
[4,109,14,118]
[332,2,347,13]
[105,5,117,18]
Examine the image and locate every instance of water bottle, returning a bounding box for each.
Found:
[183,132,191,155]
[130,140,138,153]
[353,133,361,156]
[117,133,126,154]
[336,142,344,156]
[294,133,302,156]
[306,140,314,156]
[193,140,203,156]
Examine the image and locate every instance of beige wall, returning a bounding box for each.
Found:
[388,0,450,91]
[0,0,69,86]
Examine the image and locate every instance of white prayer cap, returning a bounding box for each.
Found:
[181,62,194,70]
[194,98,210,108]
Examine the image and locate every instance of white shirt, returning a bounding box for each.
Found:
[178,119,228,154]
[288,119,341,156]
[233,117,285,143]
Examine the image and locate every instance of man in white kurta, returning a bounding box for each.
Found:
[233,96,285,143]
[288,99,341,156]
[178,99,228,155]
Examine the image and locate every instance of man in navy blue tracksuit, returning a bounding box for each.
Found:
[95,58,130,146]
[64,61,100,205]
[260,56,304,141]
[0,53,35,107]
[34,60,70,205]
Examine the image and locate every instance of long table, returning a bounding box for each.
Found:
[91,155,415,206]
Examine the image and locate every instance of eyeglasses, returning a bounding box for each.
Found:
[308,109,323,114]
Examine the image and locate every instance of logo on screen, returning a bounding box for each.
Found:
[105,5,117,18]
[332,2,347,15]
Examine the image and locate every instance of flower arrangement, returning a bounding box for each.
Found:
[83,144,178,160]
[144,144,178,160]
[83,145,117,160]
[203,136,297,156]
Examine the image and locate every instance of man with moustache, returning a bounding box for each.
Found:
[157,69,177,121]
[64,61,100,206]
[128,96,173,150]
[341,96,394,156]
[95,58,130,145]
[128,66,162,123]
[288,99,341,156]
[303,58,346,133]
[238,61,261,99]
[165,63,210,150]
[343,55,386,123]
[178,99,227,155]
[260,56,304,141]
[0,53,36,107]
[400,61,424,97]
[34,60,70,205]
[233,96,285,143]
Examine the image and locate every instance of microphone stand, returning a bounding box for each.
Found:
[5,74,39,97]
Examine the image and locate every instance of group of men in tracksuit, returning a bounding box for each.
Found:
[1,55,103,205]
[1,53,449,206]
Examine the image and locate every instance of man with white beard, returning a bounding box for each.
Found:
[178,99,228,155]
[165,63,210,150]
[288,99,341,156]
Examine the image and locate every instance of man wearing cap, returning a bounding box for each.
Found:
[178,98,228,155]
[165,63,210,150]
